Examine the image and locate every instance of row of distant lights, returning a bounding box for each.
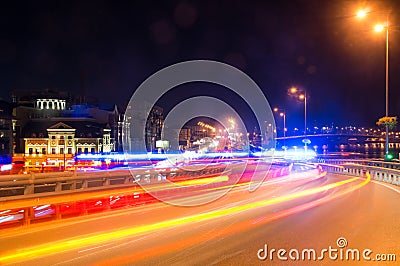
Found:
[197,121,216,132]
[195,125,396,135]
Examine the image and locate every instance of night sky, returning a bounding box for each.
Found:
[1,0,400,131]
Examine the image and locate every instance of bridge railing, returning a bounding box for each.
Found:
[0,164,232,198]
[0,162,291,227]
[319,162,400,186]
[317,158,400,170]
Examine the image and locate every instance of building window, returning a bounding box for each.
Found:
[60,135,64,139]
[78,148,82,154]
[52,148,56,154]
[51,136,56,139]
[84,148,88,154]
[68,148,72,154]
[42,148,46,154]
[91,148,95,154]
[60,148,64,154]
[68,136,72,139]
[35,148,39,154]
[29,148,33,154]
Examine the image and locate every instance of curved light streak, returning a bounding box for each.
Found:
[0,172,370,264]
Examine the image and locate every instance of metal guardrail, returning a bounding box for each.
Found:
[0,162,290,227]
[319,161,400,186]
[0,164,232,198]
[317,158,400,170]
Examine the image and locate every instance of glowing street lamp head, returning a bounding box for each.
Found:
[289,87,298,94]
[374,24,385,32]
[273,107,278,112]
[279,112,284,117]
[299,94,305,100]
[356,9,367,19]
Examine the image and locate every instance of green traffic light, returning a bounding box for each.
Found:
[385,153,394,161]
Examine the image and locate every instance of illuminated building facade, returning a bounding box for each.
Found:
[23,120,113,171]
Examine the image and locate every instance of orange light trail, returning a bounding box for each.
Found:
[95,173,372,265]
[0,174,230,210]
[0,172,369,264]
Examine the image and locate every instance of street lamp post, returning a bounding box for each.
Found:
[300,91,307,145]
[280,112,286,149]
[273,108,286,149]
[384,15,389,156]
[357,9,390,157]
[288,87,308,151]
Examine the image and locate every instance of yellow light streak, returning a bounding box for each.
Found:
[98,173,373,265]
[0,171,367,264]
[0,174,230,210]
[173,175,229,187]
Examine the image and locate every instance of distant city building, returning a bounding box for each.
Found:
[22,119,113,171]
[8,88,120,171]
[123,102,164,153]
[11,89,119,154]
[145,105,163,151]
[179,128,191,150]
[0,100,13,168]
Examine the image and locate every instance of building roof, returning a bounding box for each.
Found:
[22,119,110,138]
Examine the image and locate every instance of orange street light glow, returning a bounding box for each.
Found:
[299,94,305,100]
[356,9,367,18]
[289,87,297,94]
[374,24,384,32]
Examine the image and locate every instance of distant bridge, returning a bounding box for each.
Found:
[275,133,400,153]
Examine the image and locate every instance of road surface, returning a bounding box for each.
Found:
[0,167,399,265]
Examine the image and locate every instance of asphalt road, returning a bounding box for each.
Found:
[0,167,399,265]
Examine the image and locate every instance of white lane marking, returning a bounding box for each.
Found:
[54,235,149,266]
[78,243,113,253]
[371,180,400,194]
